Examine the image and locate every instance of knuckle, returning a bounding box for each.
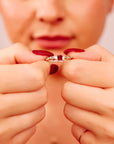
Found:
[81,138,93,144]
[11,127,36,144]
[9,43,27,57]
[13,43,27,50]
[0,131,5,140]
[81,132,95,144]
[24,107,45,128]
[64,104,71,120]
[0,99,7,118]
[40,87,48,105]
[11,43,29,55]
[66,60,83,82]
[92,44,100,48]
[11,43,23,52]
[108,105,114,114]
[98,120,114,139]
[36,87,48,106]
[62,81,73,102]
[26,64,45,90]
[0,107,5,118]
[88,44,100,50]
[38,107,46,120]
[109,105,114,113]
[11,138,22,144]
[0,126,8,141]
[13,42,23,47]
[103,102,114,115]
[103,125,114,139]
[62,82,70,100]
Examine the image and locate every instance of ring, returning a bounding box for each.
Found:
[79,130,88,144]
[46,55,72,62]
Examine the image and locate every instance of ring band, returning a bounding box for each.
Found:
[46,55,72,62]
[79,130,88,143]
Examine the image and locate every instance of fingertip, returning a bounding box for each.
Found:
[50,64,59,75]
[67,50,101,61]
[64,47,102,61]
[64,48,85,55]
[32,50,54,57]
[16,49,47,64]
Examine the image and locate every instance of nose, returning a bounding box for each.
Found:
[35,1,64,24]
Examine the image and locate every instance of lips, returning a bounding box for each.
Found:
[33,36,73,49]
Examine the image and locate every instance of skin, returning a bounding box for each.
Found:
[61,45,114,144]
[0,0,113,144]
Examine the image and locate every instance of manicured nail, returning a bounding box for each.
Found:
[32,50,54,56]
[50,64,59,75]
[64,48,85,55]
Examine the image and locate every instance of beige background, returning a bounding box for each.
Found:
[0,10,114,53]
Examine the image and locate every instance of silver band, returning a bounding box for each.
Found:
[46,55,72,62]
[79,130,88,143]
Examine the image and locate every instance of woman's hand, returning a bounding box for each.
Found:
[61,45,114,144]
[0,43,50,144]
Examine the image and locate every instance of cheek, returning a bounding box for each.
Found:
[67,0,107,26]
[82,2,107,26]
[66,0,107,44]
[81,2,106,36]
[0,1,33,42]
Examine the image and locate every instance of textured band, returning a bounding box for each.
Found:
[79,130,88,143]
[46,55,72,62]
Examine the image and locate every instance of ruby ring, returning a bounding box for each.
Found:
[46,55,72,62]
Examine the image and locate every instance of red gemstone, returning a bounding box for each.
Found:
[57,55,63,60]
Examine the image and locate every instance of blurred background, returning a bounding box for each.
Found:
[0,10,114,53]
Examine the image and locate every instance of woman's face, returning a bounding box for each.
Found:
[0,0,113,54]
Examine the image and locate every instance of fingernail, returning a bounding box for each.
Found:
[32,50,54,56]
[50,64,59,75]
[64,48,85,55]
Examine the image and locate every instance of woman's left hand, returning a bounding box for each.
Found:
[61,45,114,144]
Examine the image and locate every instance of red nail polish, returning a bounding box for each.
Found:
[57,55,63,61]
[32,50,54,56]
[50,64,59,75]
[64,48,85,55]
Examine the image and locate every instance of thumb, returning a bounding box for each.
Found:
[0,43,46,64]
[64,45,114,62]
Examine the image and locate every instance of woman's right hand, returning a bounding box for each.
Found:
[0,43,50,144]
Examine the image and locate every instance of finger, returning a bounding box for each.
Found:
[11,127,36,144]
[0,87,47,117]
[72,123,114,144]
[0,43,45,64]
[0,107,45,139]
[66,45,114,62]
[71,124,87,141]
[72,124,97,144]
[62,82,110,114]
[61,59,114,88]
[0,61,50,93]
[64,104,103,134]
